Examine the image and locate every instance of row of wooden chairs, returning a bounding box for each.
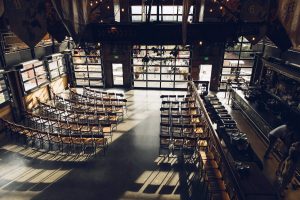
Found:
[68,90,127,106]
[71,88,125,101]
[160,107,199,115]
[160,94,194,102]
[161,114,202,125]
[160,123,205,138]
[159,93,203,157]
[54,95,125,114]
[25,112,114,138]
[1,118,108,154]
[161,100,196,108]
[38,105,121,127]
[83,87,124,98]
[40,100,122,116]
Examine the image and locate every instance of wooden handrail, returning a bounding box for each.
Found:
[189,81,245,200]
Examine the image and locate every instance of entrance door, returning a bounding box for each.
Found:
[199,64,212,86]
[112,63,123,86]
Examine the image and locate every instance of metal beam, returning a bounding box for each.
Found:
[82,22,266,44]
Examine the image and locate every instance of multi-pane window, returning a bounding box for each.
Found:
[132,45,191,89]
[0,73,9,104]
[21,60,49,92]
[48,53,66,80]
[220,37,263,90]
[131,5,193,22]
[72,46,103,87]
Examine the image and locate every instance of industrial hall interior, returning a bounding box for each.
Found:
[0,0,299,200]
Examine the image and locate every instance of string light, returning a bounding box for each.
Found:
[199,41,203,46]
[107,5,110,9]
[121,8,125,12]
[209,9,213,13]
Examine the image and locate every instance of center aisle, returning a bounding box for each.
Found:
[31,90,196,200]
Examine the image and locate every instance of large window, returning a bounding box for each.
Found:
[47,53,66,80]
[72,46,103,87]
[0,73,9,104]
[131,5,193,22]
[132,45,191,89]
[220,37,263,90]
[21,60,49,92]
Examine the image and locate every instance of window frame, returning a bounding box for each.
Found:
[20,60,49,93]
[132,45,191,89]
[47,53,66,80]
[71,46,104,88]
[0,73,10,106]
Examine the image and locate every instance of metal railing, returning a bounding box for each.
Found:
[189,80,245,200]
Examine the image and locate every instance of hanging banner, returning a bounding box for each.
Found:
[5,0,47,48]
[0,0,4,17]
[278,0,300,50]
[51,0,90,44]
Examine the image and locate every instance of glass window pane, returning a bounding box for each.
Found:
[0,79,6,91]
[35,65,47,76]
[88,65,102,71]
[147,74,160,81]
[90,80,102,86]
[148,66,160,73]
[0,91,9,104]
[87,58,101,64]
[240,52,254,59]
[163,6,176,14]
[75,72,88,79]
[178,6,183,14]
[24,79,37,91]
[89,72,102,78]
[163,15,176,21]
[132,6,142,14]
[21,69,35,82]
[134,81,146,87]
[224,52,239,60]
[241,60,254,68]
[37,75,48,85]
[74,64,88,71]
[148,81,160,88]
[240,68,253,76]
[76,79,89,86]
[48,61,58,70]
[175,82,187,88]
[241,43,251,51]
[132,15,142,22]
[50,70,60,78]
[161,82,174,88]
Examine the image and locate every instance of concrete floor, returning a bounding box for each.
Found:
[2,89,299,200]
[0,90,199,200]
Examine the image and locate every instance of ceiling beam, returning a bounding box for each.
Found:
[82,22,266,44]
